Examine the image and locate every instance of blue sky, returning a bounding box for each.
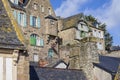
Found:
[50,0,120,46]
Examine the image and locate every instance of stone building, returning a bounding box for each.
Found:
[0,0,29,80]
[58,13,105,56]
[58,13,104,80]
[8,0,59,65]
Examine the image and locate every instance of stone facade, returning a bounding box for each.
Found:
[59,41,99,80]
[106,50,120,57]
[10,0,59,65]
[58,14,105,55]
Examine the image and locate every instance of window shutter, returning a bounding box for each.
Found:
[30,15,33,26]
[37,17,40,28]
[13,10,17,19]
[30,36,36,46]
[36,38,40,46]
[40,39,44,46]
[17,12,20,25]
[24,14,27,27]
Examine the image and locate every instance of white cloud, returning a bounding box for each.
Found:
[84,0,120,29]
[55,0,87,17]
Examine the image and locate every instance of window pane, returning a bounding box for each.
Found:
[48,49,54,57]
[30,36,36,46]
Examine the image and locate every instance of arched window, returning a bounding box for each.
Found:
[30,34,44,46]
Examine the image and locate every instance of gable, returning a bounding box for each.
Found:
[55,62,68,69]
[78,21,89,32]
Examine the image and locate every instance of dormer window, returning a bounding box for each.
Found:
[10,0,18,5]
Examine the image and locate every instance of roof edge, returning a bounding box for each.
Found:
[2,0,26,46]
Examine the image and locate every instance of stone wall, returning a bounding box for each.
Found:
[106,50,120,57]
[93,66,112,80]
[17,52,29,80]
[58,28,76,45]
[10,0,59,64]
[59,41,99,80]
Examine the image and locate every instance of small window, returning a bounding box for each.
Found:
[41,5,44,12]
[30,15,40,28]
[17,12,26,27]
[33,3,37,10]
[48,8,51,15]
[81,31,86,38]
[33,54,39,62]
[33,16,37,27]
[48,48,54,58]
[30,34,44,46]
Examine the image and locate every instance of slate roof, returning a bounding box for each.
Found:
[62,13,84,30]
[46,60,69,68]
[8,0,30,11]
[62,13,103,31]
[94,55,120,76]
[0,0,25,49]
[30,62,87,80]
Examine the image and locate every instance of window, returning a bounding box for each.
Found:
[48,8,51,15]
[17,12,26,27]
[41,5,44,12]
[33,16,37,27]
[33,3,37,10]
[30,34,44,46]
[48,48,54,58]
[81,31,86,38]
[30,15,40,28]
[33,54,39,62]
[97,42,103,50]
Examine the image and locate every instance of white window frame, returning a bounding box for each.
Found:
[33,54,39,62]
